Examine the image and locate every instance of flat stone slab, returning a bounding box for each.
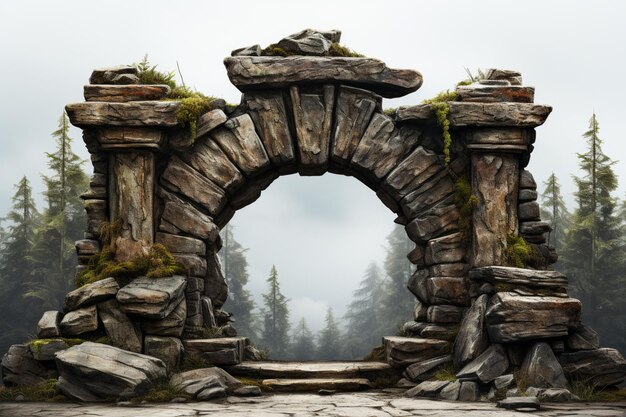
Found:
[2,393,626,416]
[227,361,395,379]
[66,101,180,127]
[262,378,371,392]
[383,337,451,368]
[396,102,552,127]
[470,266,568,289]
[116,275,186,319]
[63,277,119,312]
[84,84,170,102]
[224,56,423,98]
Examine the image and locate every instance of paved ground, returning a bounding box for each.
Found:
[1,392,625,417]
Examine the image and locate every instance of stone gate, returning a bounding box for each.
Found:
[4,29,624,402]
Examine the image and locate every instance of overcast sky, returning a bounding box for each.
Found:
[1,0,625,333]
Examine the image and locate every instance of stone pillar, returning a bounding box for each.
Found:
[468,128,532,267]
[101,127,164,261]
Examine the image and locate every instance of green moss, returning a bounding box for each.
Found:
[383,107,397,117]
[362,345,386,362]
[174,95,218,139]
[0,379,58,402]
[131,379,189,403]
[29,338,84,353]
[422,91,458,166]
[434,363,457,382]
[237,377,274,392]
[457,67,487,86]
[261,42,364,58]
[505,235,538,268]
[261,44,290,57]
[454,176,478,242]
[494,283,516,292]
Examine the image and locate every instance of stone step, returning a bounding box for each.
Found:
[226,361,397,380]
[262,378,370,392]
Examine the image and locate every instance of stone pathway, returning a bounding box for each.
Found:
[1,392,625,417]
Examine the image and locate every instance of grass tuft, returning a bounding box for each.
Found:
[0,379,58,402]
[434,363,457,382]
[131,379,190,403]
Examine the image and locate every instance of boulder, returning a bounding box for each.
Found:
[518,189,538,202]
[404,380,449,398]
[141,298,186,337]
[54,342,167,400]
[485,292,581,342]
[59,305,98,336]
[453,294,489,369]
[116,275,186,319]
[383,337,451,368]
[458,381,479,401]
[403,355,453,382]
[144,336,183,370]
[276,29,338,56]
[1,344,47,386]
[439,380,461,401]
[36,310,62,339]
[494,374,515,390]
[520,342,567,389]
[456,344,509,383]
[29,339,72,361]
[170,367,241,389]
[89,65,138,84]
[233,385,263,396]
[63,277,119,312]
[170,367,241,400]
[97,299,142,352]
[566,323,600,351]
[559,348,626,387]
[224,56,423,99]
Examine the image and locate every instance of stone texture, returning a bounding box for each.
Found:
[63,277,119,312]
[211,114,270,176]
[396,102,552,127]
[231,44,261,57]
[403,355,452,382]
[384,146,442,199]
[406,204,460,243]
[404,380,449,398]
[36,310,62,339]
[196,109,228,139]
[159,189,220,243]
[54,342,167,400]
[263,378,370,392]
[485,292,581,342]
[97,299,142,353]
[425,233,466,266]
[116,275,187,319]
[519,169,537,189]
[470,266,567,291]
[227,361,395,380]
[426,305,464,324]
[205,249,228,308]
[161,156,227,216]
[566,323,600,351]
[225,56,423,98]
[144,336,183,370]
[244,91,295,169]
[201,296,217,328]
[456,344,509,383]
[383,337,451,368]
[66,101,180,127]
[156,233,206,256]
[290,85,334,175]
[182,135,245,193]
[330,86,380,170]
[234,385,263,396]
[1,344,47,386]
[518,188,538,202]
[520,342,568,389]
[486,68,523,85]
[559,348,626,387]
[426,277,470,306]
[350,118,420,184]
[453,294,489,369]
[456,85,534,103]
[275,29,340,55]
[537,388,576,402]
[184,337,247,366]
[59,305,98,336]
[413,301,428,322]
[29,338,72,361]
[89,66,138,84]
[520,221,551,235]
[84,84,170,102]
[173,253,207,276]
[471,153,518,267]
[497,396,540,411]
[519,201,541,221]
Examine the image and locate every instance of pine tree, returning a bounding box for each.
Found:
[27,111,88,309]
[260,265,290,359]
[344,262,384,359]
[561,113,626,351]
[0,176,40,354]
[540,173,571,252]
[290,318,316,360]
[219,224,258,341]
[379,225,415,335]
[316,307,343,360]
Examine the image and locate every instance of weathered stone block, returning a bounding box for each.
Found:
[142,299,186,337]
[66,101,179,128]
[425,233,466,265]
[404,355,452,382]
[116,275,187,319]
[64,277,119,312]
[426,305,464,324]
[453,294,489,369]
[173,253,207,277]
[144,336,183,370]
[84,84,170,102]
[159,189,220,243]
[156,233,206,256]
[183,135,245,193]
[97,299,142,353]
[1,344,47,386]
[521,342,568,389]
[383,336,450,368]
[384,146,442,199]
[89,66,138,84]
[406,204,459,243]
[518,201,540,221]
[427,277,470,306]
[37,311,62,339]
[456,344,509,383]
[559,348,626,387]
[59,305,98,336]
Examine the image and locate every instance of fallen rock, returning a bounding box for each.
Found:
[144,336,183,370]
[537,388,576,402]
[485,292,581,342]
[566,323,600,351]
[234,385,263,396]
[559,348,626,387]
[383,337,451,368]
[439,380,461,401]
[89,66,138,84]
[453,294,489,369]
[493,374,515,390]
[64,277,119,312]
[405,380,449,398]
[1,344,47,386]
[54,342,167,400]
[224,56,423,99]
[170,367,241,389]
[520,342,568,389]
[59,305,98,336]
[497,396,540,411]
[276,29,338,56]
[456,344,509,383]
[36,311,62,339]
[98,299,142,352]
[176,375,227,400]
[458,381,479,401]
[116,275,186,319]
[404,355,453,382]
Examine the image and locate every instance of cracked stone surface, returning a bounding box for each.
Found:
[1,392,624,416]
